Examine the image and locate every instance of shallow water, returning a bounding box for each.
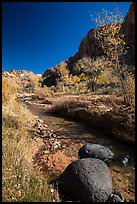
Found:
[26,103,135,193]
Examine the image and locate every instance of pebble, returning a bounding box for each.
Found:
[44,150,49,154]
[41,132,49,138]
[109,194,123,202]
[122,156,129,165]
[108,188,130,202]
[129,199,135,202]
[33,122,39,127]
[52,134,57,138]
[51,140,61,150]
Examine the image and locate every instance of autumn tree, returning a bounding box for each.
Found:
[93,7,133,104]
[75,56,108,91]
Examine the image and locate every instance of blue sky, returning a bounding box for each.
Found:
[2,2,132,74]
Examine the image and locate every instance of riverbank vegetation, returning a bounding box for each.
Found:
[2,79,60,202]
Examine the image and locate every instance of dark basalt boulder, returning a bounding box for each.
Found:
[58,158,112,202]
[78,143,114,165]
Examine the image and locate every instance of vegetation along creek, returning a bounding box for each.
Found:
[23,98,135,201]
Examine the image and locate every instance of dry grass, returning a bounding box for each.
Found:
[124,72,135,108]
[2,79,17,103]
[2,80,61,202]
[34,86,54,98]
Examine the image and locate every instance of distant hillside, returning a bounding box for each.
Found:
[2,69,42,92]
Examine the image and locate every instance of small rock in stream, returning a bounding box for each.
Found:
[78,143,114,165]
[108,188,126,202]
[122,156,129,165]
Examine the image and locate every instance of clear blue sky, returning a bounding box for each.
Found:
[2,2,132,74]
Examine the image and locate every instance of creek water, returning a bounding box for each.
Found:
[25,102,135,194]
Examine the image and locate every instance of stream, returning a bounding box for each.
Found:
[24,102,135,195]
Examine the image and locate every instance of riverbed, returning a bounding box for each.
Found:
[16,91,135,201]
[26,102,135,196]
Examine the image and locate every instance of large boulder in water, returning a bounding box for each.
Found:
[78,143,114,165]
[58,158,112,202]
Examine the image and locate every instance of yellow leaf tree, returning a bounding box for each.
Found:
[75,56,106,91]
[94,7,131,103]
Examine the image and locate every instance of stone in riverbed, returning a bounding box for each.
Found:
[58,158,112,202]
[78,143,114,165]
[108,188,126,202]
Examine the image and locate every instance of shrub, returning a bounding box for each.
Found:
[26,72,42,87]
[124,72,135,107]
[2,79,17,103]
[34,86,54,98]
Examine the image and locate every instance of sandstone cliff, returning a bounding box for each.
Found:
[68,2,135,73]
[120,2,135,65]
[42,3,135,86]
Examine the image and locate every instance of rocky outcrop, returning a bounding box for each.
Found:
[120,2,135,65]
[67,52,81,75]
[42,67,62,87]
[2,69,42,91]
[42,61,68,87]
[58,158,112,202]
[78,28,104,58]
[67,28,104,75]
[42,3,135,84]
[67,3,135,73]
[78,143,114,165]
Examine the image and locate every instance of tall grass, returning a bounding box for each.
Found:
[2,79,60,202]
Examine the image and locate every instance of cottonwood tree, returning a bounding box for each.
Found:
[93,7,132,104]
[75,56,108,91]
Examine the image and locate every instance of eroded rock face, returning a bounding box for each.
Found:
[78,143,114,165]
[42,61,68,87]
[42,3,135,83]
[67,52,82,75]
[67,2,135,74]
[58,158,112,202]
[78,28,104,58]
[42,67,62,87]
[120,2,135,65]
